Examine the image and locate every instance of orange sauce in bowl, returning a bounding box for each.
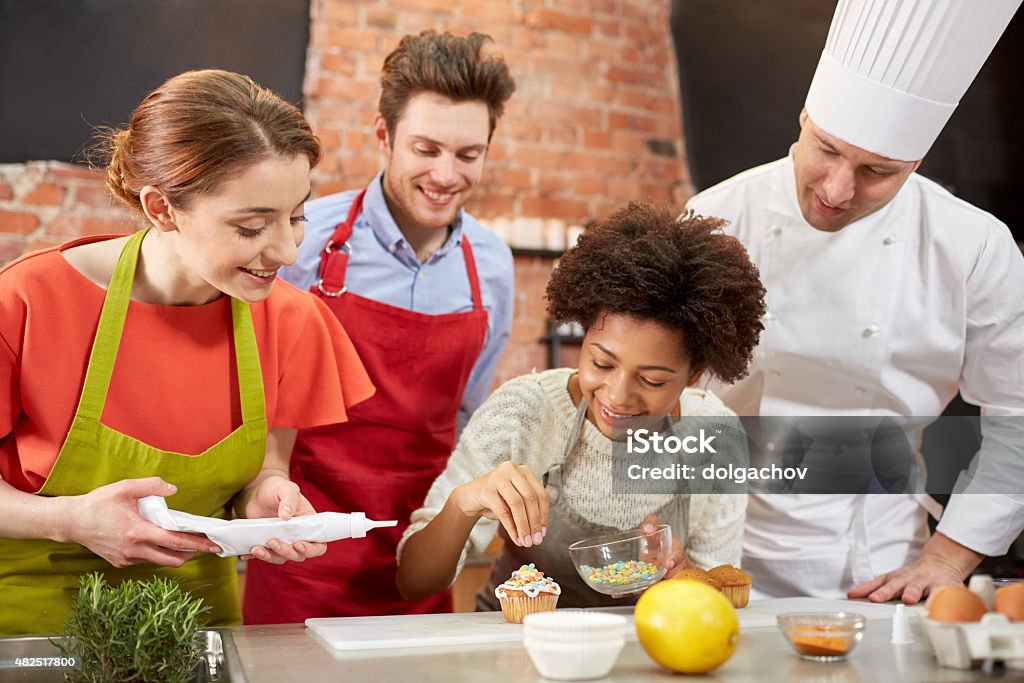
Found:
[790,626,852,657]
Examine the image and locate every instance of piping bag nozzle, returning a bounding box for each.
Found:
[348,512,399,538]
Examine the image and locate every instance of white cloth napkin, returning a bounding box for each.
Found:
[137,496,397,557]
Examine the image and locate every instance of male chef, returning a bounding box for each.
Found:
[688,0,1024,603]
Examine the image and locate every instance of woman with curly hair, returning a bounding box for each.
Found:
[396,201,766,608]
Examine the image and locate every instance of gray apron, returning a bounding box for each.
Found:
[476,399,689,610]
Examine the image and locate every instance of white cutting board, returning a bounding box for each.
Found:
[307,611,524,651]
[307,598,895,652]
[732,597,896,627]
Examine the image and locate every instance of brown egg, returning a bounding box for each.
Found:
[994,583,1024,622]
[926,585,987,623]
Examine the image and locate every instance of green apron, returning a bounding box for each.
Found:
[0,229,267,635]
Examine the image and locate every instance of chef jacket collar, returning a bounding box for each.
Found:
[776,145,803,220]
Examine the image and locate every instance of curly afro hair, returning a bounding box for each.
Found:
[546,201,766,384]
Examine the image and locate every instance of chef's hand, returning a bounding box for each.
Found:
[451,461,548,548]
[847,532,983,604]
[238,474,326,564]
[640,514,690,580]
[66,477,221,568]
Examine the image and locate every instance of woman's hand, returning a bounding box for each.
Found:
[450,461,548,547]
[236,474,326,564]
[640,513,691,579]
[64,477,221,568]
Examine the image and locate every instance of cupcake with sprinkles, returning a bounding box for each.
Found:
[495,563,561,623]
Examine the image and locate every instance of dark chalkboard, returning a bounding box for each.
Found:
[671,0,1023,240]
[0,0,310,164]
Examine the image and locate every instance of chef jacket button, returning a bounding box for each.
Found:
[862,324,879,337]
[883,234,896,245]
[770,225,782,236]
[389,244,397,253]
[766,441,776,452]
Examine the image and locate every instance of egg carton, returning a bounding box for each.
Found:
[917,609,1024,670]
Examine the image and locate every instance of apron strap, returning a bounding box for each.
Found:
[563,396,588,462]
[316,189,365,297]
[460,237,484,311]
[231,297,266,425]
[542,397,590,505]
[73,229,147,421]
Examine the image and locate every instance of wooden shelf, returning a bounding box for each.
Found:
[539,333,583,345]
[539,320,584,368]
[510,247,564,259]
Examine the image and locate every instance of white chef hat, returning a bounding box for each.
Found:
[805,0,1021,161]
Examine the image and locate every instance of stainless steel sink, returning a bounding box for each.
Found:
[0,629,243,682]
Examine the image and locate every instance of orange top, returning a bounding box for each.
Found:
[0,236,375,492]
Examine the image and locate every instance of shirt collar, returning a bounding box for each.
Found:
[361,172,465,260]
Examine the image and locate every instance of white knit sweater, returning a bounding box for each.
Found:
[397,369,746,575]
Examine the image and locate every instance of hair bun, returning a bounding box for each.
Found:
[105,128,140,210]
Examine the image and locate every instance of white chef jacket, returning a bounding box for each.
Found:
[688,154,1024,598]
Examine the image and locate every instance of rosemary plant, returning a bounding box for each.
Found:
[59,572,210,683]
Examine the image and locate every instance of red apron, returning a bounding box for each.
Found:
[244,189,488,622]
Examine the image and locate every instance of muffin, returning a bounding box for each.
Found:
[495,563,561,623]
[708,565,752,608]
[673,567,723,591]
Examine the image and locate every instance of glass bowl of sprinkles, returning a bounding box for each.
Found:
[568,525,673,597]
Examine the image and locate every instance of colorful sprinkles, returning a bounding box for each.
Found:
[580,560,660,586]
[506,563,548,587]
[495,563,562,599]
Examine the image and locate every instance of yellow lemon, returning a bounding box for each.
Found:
[634,579,740,674]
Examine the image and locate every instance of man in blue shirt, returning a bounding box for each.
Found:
[244,30,516,622]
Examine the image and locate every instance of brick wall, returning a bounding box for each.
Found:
[0,162,137,265]
[0,0,691,385]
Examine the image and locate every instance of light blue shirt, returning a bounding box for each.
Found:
[282,172,515,434]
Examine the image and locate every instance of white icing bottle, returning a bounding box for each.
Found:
[138,495,397,557]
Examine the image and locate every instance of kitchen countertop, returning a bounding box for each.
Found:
[227,613,1019,682]
[5,600,1021,681]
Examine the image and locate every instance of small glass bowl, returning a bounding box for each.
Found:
[777,612,866,662]
[568,525,672,597]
